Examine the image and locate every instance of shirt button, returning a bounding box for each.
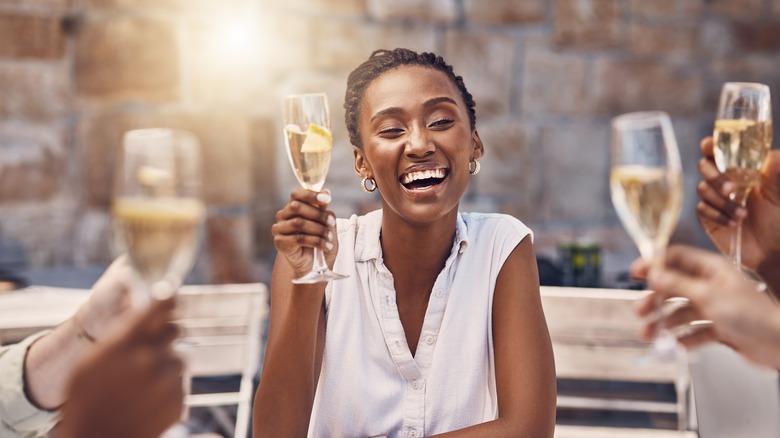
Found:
[409,430,418,438]
[435,289,444,298]
[412,379,422,390]
[426,335,435,345]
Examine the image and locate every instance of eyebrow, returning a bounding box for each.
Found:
[369,96,460,123]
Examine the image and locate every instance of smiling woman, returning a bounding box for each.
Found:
[253,48,556,438]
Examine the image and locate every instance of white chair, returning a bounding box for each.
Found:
[542,286,693,433]
[175,283,269,438]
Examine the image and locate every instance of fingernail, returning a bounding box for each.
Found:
[327,215,336,227]
[325,241,334,251]
[735,207,747,219]
[721,182,734,196]
[316,192,332,204]
[327,231,333,242]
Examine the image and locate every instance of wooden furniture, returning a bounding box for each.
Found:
[541,286,692,431]
[176,283,268,438]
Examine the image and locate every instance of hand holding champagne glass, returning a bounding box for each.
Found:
[282,93,347,284]
[610,111,683,361]
[112,128,205,305]
[713,82,772,270]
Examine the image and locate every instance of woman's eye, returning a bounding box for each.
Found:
[378,128,404,137]
[430,119,454,128]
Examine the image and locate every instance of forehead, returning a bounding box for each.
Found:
[361,65,465,115]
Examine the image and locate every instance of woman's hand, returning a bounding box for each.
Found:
[633,245,780,368]
[272,188,338,277]
[696,136,780,274]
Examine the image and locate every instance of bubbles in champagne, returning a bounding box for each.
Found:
[113,197,205,288]
[610,165,682,259]
[713,119,772,203]
[284,124,332,191]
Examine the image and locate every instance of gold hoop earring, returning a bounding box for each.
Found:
[361,177,377,193]
[468,160,481,176]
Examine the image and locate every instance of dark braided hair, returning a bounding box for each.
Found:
[344,48,477,149]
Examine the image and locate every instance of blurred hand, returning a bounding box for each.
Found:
[73,256,134,341]
[695,136,780,273]
[634,245,780,368]
[58,297,184,438]
[272,188,338,277]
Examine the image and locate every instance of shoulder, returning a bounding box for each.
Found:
[459,212,533,243]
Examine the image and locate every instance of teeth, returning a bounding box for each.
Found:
[401,168,445,184]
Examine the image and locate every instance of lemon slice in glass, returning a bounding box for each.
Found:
[300,124,333,153]
[714,119,756,131]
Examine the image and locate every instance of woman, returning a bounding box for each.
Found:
[254,48,556,437]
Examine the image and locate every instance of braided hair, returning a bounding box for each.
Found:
[343,48,477,149]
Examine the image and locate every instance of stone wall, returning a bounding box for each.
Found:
[0,0,778,283]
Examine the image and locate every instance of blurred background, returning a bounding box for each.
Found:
[0,0,778,287]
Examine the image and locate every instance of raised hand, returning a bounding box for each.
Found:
[58,297,184,438]
[633,245,780,369]
[272,188,338,277]
[696,136,780,276]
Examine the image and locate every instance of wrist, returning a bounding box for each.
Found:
[73,302,108,343]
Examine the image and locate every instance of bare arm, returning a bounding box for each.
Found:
[24,257,133,409]
[253,188,336,438]
[430,237,557,437]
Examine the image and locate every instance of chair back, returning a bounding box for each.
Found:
[542,286,692,430]
[176,283,268,438]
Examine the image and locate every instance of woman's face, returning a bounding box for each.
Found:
[354,65,483,227]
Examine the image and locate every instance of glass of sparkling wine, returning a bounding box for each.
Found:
[610,111,684,361]
[282,93,347,284]
[112,128,205,305]
[713,82,772,270]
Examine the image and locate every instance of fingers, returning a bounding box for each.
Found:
[674,323,717,350]
[697,139,747,225]
[663,300,703,329]
[629,257,650,281]
[662,245,729,279]
[273,188,336,252]
[699,136,713,157]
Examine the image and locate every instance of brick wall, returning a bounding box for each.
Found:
[0,0,777,283]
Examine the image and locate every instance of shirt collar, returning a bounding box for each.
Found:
[355,209,470,262]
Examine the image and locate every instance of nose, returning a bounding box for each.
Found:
[405,125,434,158]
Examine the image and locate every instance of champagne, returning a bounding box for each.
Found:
[610,165,682,259]
[284,124,332,191]
[113,197,205,287]
[713,119,772,202]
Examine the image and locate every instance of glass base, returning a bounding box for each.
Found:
[292,269,349,284]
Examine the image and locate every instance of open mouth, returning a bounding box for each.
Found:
[400,168,448,190]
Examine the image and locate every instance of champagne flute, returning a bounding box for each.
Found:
[112,128,205,305]
[610,111,684,361]
[713,82,772,270]
[282,93,347,284]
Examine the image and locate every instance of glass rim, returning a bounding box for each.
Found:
[722,82,770,92]
[283,92,328,100]
[611,111,671,130]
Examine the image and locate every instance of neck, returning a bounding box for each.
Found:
[379,208,458,279]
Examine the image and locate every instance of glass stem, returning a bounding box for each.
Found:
[732,218,743,271]
[311,248,329,274]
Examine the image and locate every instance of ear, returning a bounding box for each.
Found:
[471,130,485,161]
[354,146,372,178]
